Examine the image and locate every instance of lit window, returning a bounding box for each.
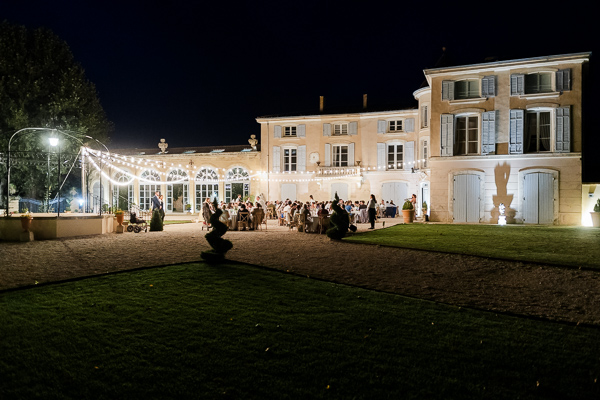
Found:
[332,145,348,166]
[283,148,297,171]
[387,144,403,170]
[525,111,551,152]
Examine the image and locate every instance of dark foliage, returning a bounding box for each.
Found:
[327,192,353,240]
[201,199,233,263]
[149,210,163,231]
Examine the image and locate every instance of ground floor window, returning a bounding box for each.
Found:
[196,183,219,211]
[112,173,133,211]
[225,182,249,203]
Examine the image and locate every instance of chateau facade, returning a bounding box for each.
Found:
[98,52,592,225]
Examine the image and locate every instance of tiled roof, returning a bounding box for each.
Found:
[108,144,260,155]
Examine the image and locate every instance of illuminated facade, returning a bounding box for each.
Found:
[96,52,590,225]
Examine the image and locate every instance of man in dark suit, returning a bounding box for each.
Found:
[151,191,161,212]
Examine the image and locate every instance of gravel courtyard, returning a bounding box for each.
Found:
[1,219,599,326]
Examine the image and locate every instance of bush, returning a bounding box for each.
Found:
[594,199,600,213]
[150,210,163,231]
[326,193,350,240]
[402,200,413,210]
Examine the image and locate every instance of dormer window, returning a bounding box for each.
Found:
[454,80,479,99]
[333,123,348,136]
[525,73,552,94]
[284,126,297,136]
[388,120,403,132]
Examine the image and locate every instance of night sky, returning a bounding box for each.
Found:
[2,1,598,178]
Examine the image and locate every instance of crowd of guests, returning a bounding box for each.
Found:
[201,193,412,231]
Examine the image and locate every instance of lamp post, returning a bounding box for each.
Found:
[49,136,59,216]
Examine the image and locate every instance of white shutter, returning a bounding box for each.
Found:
[377,120,386,134]
[405,141,415,166]
[481,111,497,155]
[555,106,570,152]
[556,69,571,92]
[405,118,415,132]
[297,145,307,171]
[274,125,281,138]
[272,146,281,172]
[440,114,454,157]
[323,123,331,136]
[510,74,524,96]
[297,124,306,137]
[377,143,385,169]
[482,75,496,97]
[442,80,454,101]
[509,110,524,154]
[324,143,331,166]
[349,121,358,136]
[348,143,355,166]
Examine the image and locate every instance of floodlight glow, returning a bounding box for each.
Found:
[49,137,59,146]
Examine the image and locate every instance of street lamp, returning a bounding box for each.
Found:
[48,134,60,217]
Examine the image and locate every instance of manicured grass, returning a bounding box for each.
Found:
[1,262,599,399]
[163,220,193,225]
[346,224,600,269]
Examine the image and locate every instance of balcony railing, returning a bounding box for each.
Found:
[316,165,361,176]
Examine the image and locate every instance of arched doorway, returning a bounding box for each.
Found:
[139,170,161,211]
[195,168,219,211]
[112,172,134,211]
[167,168,189,212]
[225,167,249,203]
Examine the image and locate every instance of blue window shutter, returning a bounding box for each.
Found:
[297,145,307,171]
[440,114,454,157]
[555,106,571,152]
[349,121,358,136]
[324,143,331,166]
[377,120,386,134]
[405,118,415,132]
[405,141,415,165]
[274,125,281,138]
[272,146,281,172]
[323,123,331,136]
[297,124,306,137]
[377,143,385,169]
[348,143,355,166]
[481,111,497,155]
[510,74,524,96]
[556,69,571,92]
[509,110,524,154]
[482,75,496,97]
[442,80,454,101]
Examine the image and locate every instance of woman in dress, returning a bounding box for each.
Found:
[367,194,377,229]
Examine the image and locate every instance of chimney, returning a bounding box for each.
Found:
[319,96,324,112]
[363,94,367,110]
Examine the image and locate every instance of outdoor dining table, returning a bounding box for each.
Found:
[229,212,238,230]
[305,217,320,233]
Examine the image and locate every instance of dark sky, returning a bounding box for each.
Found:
[1,1,597,175]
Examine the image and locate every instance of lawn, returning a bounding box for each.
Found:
[1,262,599,399]
[345,224,600,269]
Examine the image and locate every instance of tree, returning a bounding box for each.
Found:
[0,21,112,206]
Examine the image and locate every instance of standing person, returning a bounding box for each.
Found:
[235,194,242,205]
[159,194,165,222]
[367,194,377,229]
[411,194,417,209]
[202,197,212,228]
[151,191,161,212]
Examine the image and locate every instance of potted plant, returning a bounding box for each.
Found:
[422,201,428,217]
[114,208,125,225]
[185,203,192,213]
[20,208,33,232]
[591,199,600,228]
[402,200,414,223]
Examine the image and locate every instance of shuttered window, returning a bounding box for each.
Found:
[455,80,479,99]
[333,123,348,136]
[509,110,524,154]
[283,148,297,171]
[555,107,570,152]
[332,145,349,166]
[387,144,403,170]
[525,111,551,152]
[455,116,479,155]
[525,73,552,94]
[274,125,282,138]
[481,76,496,97]
[272,146,281,172]
[440,114,454,157]
[284,126,296,136]
[481,111,496,155]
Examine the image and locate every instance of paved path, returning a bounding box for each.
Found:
[1,219,599,326]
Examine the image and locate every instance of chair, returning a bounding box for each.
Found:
[252,208,264,231]
[237,210,250,230]
[318,216,330,234]
[297,213,306,232]
[288,213,298,231]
